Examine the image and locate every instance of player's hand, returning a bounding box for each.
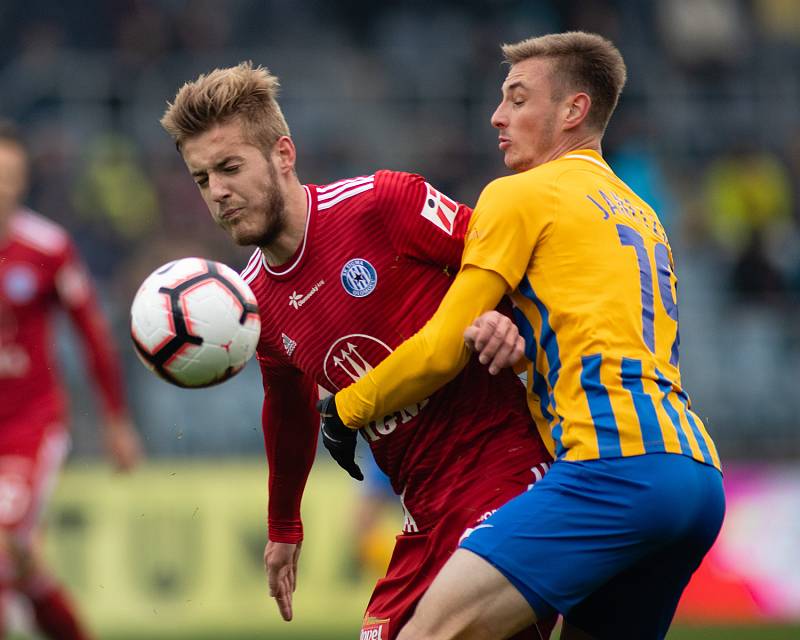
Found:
[265,540,302,622]
[464,311,525,375]
[104,415,144,472]
[317,395,363,481]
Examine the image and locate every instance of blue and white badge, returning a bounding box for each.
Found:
[3,266,37,304]
[340,258,377,298]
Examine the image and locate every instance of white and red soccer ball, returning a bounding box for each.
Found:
[130,257,261,388]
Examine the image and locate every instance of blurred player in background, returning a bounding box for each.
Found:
[0,121,143,640]
[160,63,555,640]
[328,32,725,640]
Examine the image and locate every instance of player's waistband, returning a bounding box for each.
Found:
[398,460,551,534]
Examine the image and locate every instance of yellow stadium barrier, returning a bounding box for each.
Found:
[43,460,399,638]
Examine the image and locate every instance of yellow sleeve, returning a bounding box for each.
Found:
[462,173,553,291]
[335,266,508,427]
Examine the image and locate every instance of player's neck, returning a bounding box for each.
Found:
[546,134,602,165]
[259,179,308,267]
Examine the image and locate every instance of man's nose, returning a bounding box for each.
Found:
[208,174,230,201]
[491,103,508,129]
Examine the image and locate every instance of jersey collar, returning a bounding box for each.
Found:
[262,184,313,279]
[561,149,612,173]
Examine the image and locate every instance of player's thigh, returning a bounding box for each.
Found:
[361,529,436,640]
[565,463,725,640]
[0,428,69,561]
[460,453,724,625]
[398,548,536,640]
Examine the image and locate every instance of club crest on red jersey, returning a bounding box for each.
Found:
[2,266,37,304]
[341,258,377,298]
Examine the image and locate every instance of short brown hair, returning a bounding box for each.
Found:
[160,61,290,153]
[502,32,627,132]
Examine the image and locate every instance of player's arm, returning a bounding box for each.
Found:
[374,171,525,376]
[259,356,318,621]
[335,175,545,428]
[260,356,319,542]
[336,265,508,427]
[58,246,142,470]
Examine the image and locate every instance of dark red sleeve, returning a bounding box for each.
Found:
[373,170,472,270]
[57,242,127,420]
[259,352,319,543]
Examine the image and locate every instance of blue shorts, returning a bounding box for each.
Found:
[460,453,725,640]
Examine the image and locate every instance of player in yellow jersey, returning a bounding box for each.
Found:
[318,32,725,639]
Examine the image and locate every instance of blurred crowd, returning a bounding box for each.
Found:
[1,0,799,458]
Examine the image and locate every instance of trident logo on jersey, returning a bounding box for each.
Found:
[323,334,391,388]
[332,342,373,382]
[323,334,429,442]
[420,182,458,235]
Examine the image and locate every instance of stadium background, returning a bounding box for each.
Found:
[2,0,800,638]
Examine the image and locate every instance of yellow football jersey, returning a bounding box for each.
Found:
[465,150,720,469]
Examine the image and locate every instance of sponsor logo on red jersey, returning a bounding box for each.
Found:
[360,617,389,640]
[288,279,326,310]
[420,182,458,235]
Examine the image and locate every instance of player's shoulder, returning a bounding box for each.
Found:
[315,173,377,211]
[478,169,541,208]
[10,209,71,256]
[372,169,425,187]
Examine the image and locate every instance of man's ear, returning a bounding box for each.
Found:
[273,135,296,174]
[563,92,592,131]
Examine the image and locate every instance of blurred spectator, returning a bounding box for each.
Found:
[703,145,794,305]
[657,0,751,67]
[71,133,159,276]
[607,109,677,232]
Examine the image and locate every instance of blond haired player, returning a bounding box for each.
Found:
[160,63,554,640]
[325,32,725,640]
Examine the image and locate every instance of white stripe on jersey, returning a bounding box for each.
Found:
[318,182,374,211]
[241,249,262,283]
[528,462,551,490]
[263,185,313,277]
[12,209,68,255]
[316,175,373,199]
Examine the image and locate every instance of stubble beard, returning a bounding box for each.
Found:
[229,163,287,248]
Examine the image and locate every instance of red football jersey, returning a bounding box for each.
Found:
[244,171,550,542]
[0,209,126,450]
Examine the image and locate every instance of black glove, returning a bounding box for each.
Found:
[317,395,363,481]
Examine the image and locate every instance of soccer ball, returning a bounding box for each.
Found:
[130,257,261,388]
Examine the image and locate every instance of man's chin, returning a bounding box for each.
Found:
[227,228,257,247]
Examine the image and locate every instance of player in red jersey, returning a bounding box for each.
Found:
[0,121,143,640]
[160,63,555,639]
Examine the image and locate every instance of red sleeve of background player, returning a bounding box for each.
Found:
[259,351,319,543]
[373,170,472,270]
[56,240,127,420]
